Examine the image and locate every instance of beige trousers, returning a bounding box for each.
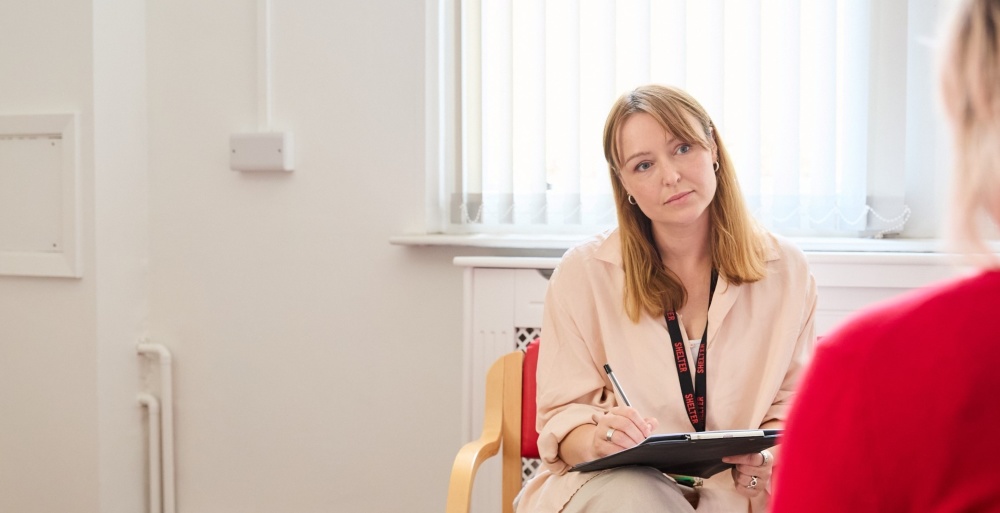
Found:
[561,467,698,513]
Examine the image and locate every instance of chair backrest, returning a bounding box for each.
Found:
[520,338,540,459]
[445,338,541,513]
[496,337,542,511]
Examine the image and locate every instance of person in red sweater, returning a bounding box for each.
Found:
[772,1,1000,511]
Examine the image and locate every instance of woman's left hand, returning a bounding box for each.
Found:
[722,449,774,498]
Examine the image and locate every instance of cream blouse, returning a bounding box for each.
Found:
[515,229,817,513]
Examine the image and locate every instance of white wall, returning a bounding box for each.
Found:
[144,1,477,511]
[94,0,150,511]
[0,2,101,512]
[1,1,509,512]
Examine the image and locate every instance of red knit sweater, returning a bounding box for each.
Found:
[773,270,1000,512]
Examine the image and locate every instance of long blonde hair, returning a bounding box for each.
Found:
[940,0,1000,267]
[603,84,767,322]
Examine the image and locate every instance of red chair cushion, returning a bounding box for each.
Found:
[521,337,541,458]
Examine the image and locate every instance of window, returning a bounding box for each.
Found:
[426,0,949,239]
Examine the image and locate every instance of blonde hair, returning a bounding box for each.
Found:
[603,84,767,322]
[940,0,1000,267]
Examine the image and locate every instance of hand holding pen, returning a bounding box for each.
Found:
[595,364,658,456]
[604,364,704,489]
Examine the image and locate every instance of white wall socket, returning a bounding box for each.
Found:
[229,132,294,172]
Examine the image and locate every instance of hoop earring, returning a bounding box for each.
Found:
[627,194,637,205]
[713,162,720,172]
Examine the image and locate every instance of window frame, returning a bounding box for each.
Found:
[419,0,954,250]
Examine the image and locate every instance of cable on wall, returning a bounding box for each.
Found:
[228,0,295,173]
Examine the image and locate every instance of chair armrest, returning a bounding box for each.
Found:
[445,354,509,513]
[445,434,501,513]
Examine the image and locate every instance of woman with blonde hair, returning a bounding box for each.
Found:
[515,84,817,512]
[772,1,1000,511]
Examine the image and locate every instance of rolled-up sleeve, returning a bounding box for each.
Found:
[534,259,614,475]
[761,267,817,428]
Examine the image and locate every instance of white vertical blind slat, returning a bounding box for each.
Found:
[579,0,617,226]
[460,0,482,224]
[616,0,651,93]
[837,0,871,231]
[545,0,581,225]
[761,0,801,229]
[481,0,513,224]
[649,0,686,87]
[866,0,910,236]
[512,0,547,225]
[722,0,761,213]
[685,0,724,124]
[801,0,838,231]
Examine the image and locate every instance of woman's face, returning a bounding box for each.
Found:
[616,112,718,230]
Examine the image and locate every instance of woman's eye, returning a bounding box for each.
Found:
[635,161,652,172]
[676,144,691,155]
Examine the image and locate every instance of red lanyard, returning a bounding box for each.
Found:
[665,269,718,432]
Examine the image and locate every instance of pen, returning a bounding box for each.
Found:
[603,364,632,407]
[669,474,704,488]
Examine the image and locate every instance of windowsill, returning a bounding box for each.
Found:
[389,232,952,254]
[389,233,594,251]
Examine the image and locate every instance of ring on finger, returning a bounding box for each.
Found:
[746,475,758,489]
[605,428,615,442]
[759,449,772,467]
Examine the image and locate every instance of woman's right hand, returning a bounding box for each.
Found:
[593,406,658,458]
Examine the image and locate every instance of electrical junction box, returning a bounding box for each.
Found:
[229,132,294,172]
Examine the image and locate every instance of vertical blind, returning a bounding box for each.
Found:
[453,0,913,236]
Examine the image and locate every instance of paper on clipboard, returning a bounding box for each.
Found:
[570,429,782,478]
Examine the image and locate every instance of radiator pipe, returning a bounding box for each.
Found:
[137,393,161,513]
[137,342,175,513]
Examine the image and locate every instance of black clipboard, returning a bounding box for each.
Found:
[570,429,781,478]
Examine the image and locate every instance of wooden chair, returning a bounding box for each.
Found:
[446,338,541,513]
